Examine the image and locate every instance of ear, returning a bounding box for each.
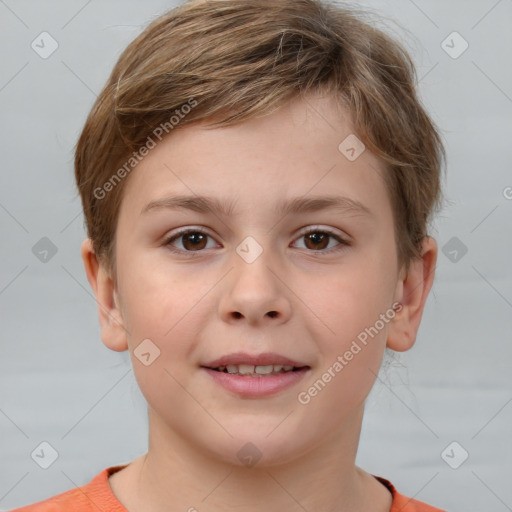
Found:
[80,238,128,352]
[386,236,437,352]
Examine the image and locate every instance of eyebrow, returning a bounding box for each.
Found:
[140,194,374,218]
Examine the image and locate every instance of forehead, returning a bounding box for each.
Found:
[119,93,391,223]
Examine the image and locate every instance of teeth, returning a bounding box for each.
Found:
[238,364,254,375]
[255,365,273,375]
[216,364,298,376]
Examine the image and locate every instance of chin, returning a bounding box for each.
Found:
[197,423,315,469]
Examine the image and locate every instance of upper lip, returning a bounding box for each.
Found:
[202,352,309,368]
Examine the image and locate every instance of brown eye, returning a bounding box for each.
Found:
[293,228,350,255]
[303,232,330,250]
[180,232,208,251]
[164,227,350,257]
[165,229,216,253]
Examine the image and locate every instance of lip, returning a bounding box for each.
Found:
[202,366,310,398]
[202,352,308,368]
[200,352,311,399]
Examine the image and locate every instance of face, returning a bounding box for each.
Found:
[88,92,425,468]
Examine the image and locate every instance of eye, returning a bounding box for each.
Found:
[292,227,350,255]
[164,228,218,254]
[163,226,350,256]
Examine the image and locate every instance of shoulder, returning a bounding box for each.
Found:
[8,465,129,512]
[374,476,447,512]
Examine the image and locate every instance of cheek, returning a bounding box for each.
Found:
[296,325,388,435]
[118,256,212,380]
[121,271,202,426]
[118,253,206,337]
[311,259,393,335]
[297,262,393,406]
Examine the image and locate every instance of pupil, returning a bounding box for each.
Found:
[307,233,328,250]
[185,233,206,250]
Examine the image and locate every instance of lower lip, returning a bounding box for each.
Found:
[201,367,310,398]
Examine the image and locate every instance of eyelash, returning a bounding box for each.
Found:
[163,227,351,257]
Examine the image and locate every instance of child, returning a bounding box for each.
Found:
[12,0,447,510]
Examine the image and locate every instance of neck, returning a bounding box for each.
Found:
[110,403,392,512]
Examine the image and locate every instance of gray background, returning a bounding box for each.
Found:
[1,0,511,510]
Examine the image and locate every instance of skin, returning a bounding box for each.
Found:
[82,91,437,512]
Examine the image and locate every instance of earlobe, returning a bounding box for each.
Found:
[386,237,438,352]
[80,238,128,352]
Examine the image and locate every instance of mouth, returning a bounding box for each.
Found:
[205,364,308,377]
[200,352,311,398]
[201,352,310,376]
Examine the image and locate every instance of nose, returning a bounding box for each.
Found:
[218,253,292,327]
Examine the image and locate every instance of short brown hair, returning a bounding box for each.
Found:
[74,0,446,277]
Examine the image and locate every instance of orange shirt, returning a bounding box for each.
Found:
[10,465,446,511]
